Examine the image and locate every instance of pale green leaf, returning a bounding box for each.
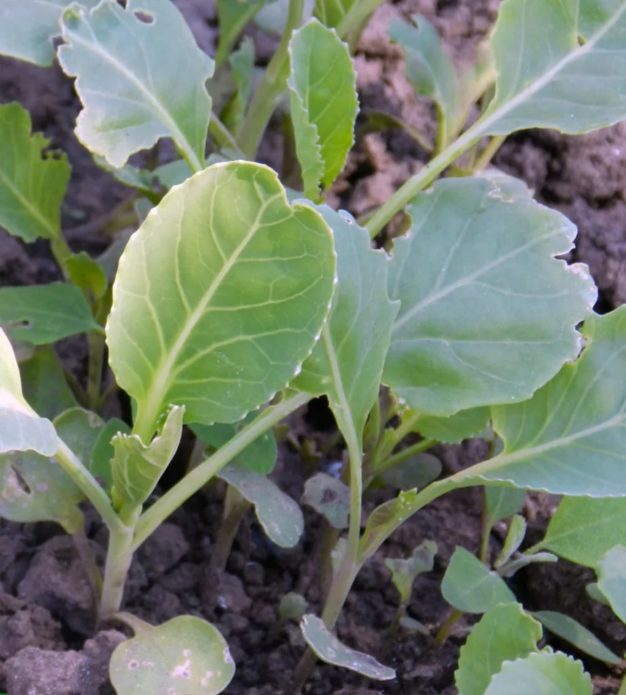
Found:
[278,592,308,622]
[498,551,557,579]
[216,0,262,65]
[20,347,77,419]
[597,545,626,624]
[91,418,131,492]
[111,406,184,510]
[384,174,596,417]
[300,614,395,680]
[222,38,255,133]
[416,407,490,444]
[389,16,459,145]
[192,413,277,475]
[294,207,398,447]
[462,307,626,496]
[442,547,515,613]
[485,487,526,527]
[66,252,108,301]
[287,20,358,199]
[385,540,437,604]
[106,162,335,438]
[380,452,442,489]
[543,497,626,568]
[533,611,621,665]
[218,462,304,547]
[484,651,592,695]
[359,488,419,562]
[494,515,526,568]
[302,472,350,529]
[0,103,70,243]
[483,0,626,136]
[0,327,34,413]
[456,603,541,695]
[0,0,98,66]
[58,0,214,169]
[0,283,100,345]
[314,0,353,27]
[54,408,103,468]
[109,614,235,695]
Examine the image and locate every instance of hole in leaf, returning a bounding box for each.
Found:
[134,10,154,24]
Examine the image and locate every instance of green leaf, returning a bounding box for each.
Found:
[91,417,131,492]
[389,16,459,146]
[442,547,515,613]
[66,253,108,301]
[218,463,304,548]
[287,20,358,199]
[216,0,262,65]
[314,0,353,27]
[58,0,214,170]
[20,347,77,419]
[111,406,184,511]
[484,651,592,695]
[0,0,99,66]
[300,614,395,680]
[464,307,626,496]
[0,283,100,345]
[533,611,621,665]
[222,38,255,133]
[380,452,442,490]
[384,174,596,417]
[0,103,70,243]
[543,497,626,568]
[456,603,542,695]
[494,515,526,569]
[416,407,490,444]
[597,545,626,624]
[359,488,419,562]
[107,162,335,439]
[302,472,350,529]
[109,614,235,695]
[483,0,626,136]
[192,413,277,475]
[485,487,526,527]
[54,408,103,468]
[294,207,398,448]
[385,540,437,604]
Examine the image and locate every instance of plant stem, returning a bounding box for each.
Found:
[435,608,464,644]
[375,437,436,474]
[237,0,304,158]
[132,392,310,551]
[210,485,250,573]
[86,331,105,411]
[473,134,506,172]
[372,410,422,470]
[209,112,246,158]
[50,236,74,277]
[335,0,384,41]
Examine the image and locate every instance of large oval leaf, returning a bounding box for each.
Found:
[58,0,213,169]
[384,174,596,416]
[461,307,626,497]
[107,162,335,439]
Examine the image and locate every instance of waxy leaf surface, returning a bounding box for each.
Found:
[0,283,99,345]
[484,0,626,136]
[543,496,626,568]
[110,615,235,695]
[484,651,592,695]
[384,175,596,416]
[465,307,626,496]
[302,472,350,529]
[415,406,490,444]
[288,20,358,198]
[0,0,98,66]
[58,0,213,169]
[0,103,70,243]
[300,614,395,680]
[597,545,626,624]
[20,347,77,419]
[107,162,335,437]
[456,603,541,695]
[385,540,437,603]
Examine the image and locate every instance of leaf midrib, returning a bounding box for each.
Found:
[0,161,56,240]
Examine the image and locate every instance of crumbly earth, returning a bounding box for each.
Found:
[0,0,624,693]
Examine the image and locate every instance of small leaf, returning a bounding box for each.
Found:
[287,20,358,198]
[494,515,526,569]
[222,38,255,133]
[278,592,308,622]
[216,0,262,65]
[384,174,596,417]
[107,162,335,439]
[218,463,304,548]
[498,552,557,579]
[385,540,437,604]
[464,307,626,496]
[109,614,235,695]
[54,408,104,468]
[543,496,626,568]
[533,611,621,665]
[111,406,184,511]
[485,487,526,527]
[0,284,100,345]
[380,452,442,490]
[302,472,350,529]
[192,413,277,476]
[456,603,542,695]
[597,545,626,624]
[58,0,214,169]
[442,547,515,613]
[359,488,419,562]
[484,651,592,695]
[483,0,626,136]
[389,16,459,146]
[0,103,70,243]
[0,0,98,66]
[66,253,108,301]
[313,0,353,28]
[416,407,490,444]
[91,418,131,492]
[20,347,77,419]
[300,614,395,680]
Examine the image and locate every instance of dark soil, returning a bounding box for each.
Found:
[1,1,625,694]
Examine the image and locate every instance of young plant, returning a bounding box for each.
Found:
[0,0,625,693]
